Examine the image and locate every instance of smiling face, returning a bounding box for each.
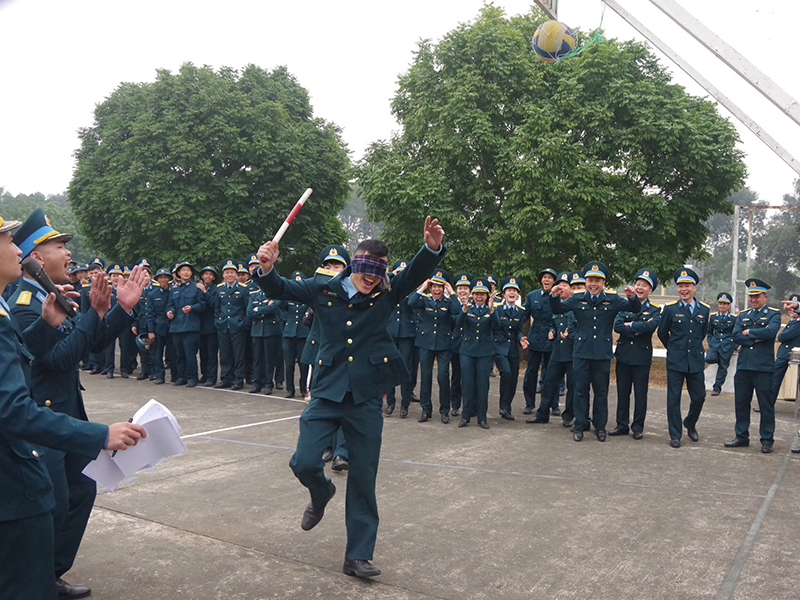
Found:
[29,240,71,284]
[236,272,248,284]
[0,231,23,289]
[473,291,488,306]
[456,284,470,302]
[222,268,237,284]
[677,282,695,302]
[748,292,767,310]
[156,274,171,289]
[634,278,653,301]
[201,271,216,286]
[540,274,555,292]
[430,283,445,299]
[504,288,519,304]
[178,266,193,282]
[718,301,730,314]
[585,276,604,295]
[350,251,386,295]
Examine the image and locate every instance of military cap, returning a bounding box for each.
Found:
[537,268,558,282]
[673,268,699,285]
[430,269,449,286]
[583,262,608,280]
[136,257,151,268]
[67,265,77,275]
[89,257,105,270]
[107,263,123,275]
[635,268,658,290]
[248,254,260,266]
[199,265,218,275]
[471,278,490,294]
[75,263,89,273]
[291,270,305,281]
[502,275,521,291]
[237,262,248,274]
[717,292,732,303]
[154,268,172,279]
[68,259,77,267]
[220,258,238,272]
[122,264,132,275]
[569,270,585,285]
[0,216,22,234]
[786,292,800,303]
[176,261,196,276]
[320,244,350,267]
[486,275,497,287]
[454,272,472,288]
[556,272,570,284]
[744,278,770,295]
[13,208,73,258]
[392,259,408,272]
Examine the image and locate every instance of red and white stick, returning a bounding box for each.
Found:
[272,188,313,243]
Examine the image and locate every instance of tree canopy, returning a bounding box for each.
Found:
[69,63,351,274]
[357,5,746,290]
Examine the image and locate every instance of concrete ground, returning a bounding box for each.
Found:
[68,370,800,600]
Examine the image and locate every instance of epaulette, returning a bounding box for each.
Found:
[216,282,226,287]
[699,301,710,308]
[315,267,337,277]
[81,283,91,288]
[16,290,32,306]
[711,312,717,316]
[249,289,260,294]
[649,302,660,308]
[238,282,249,288]
[0,306,7,317]
[768,306,780,311]
[665,300,678,306]
[421,292,432,298]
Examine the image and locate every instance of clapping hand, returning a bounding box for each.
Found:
[117,265,149,313]
[423,216,444,250]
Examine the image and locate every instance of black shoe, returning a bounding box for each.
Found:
[275,382,284,390]
[522,407,534,415]
[154,379,165,385]
[418,413,430,423]
[458,418,469,427]
[80,364,92,371]
[343,559,381,578]
[120,372,129,379]
[725,438,749,448]
[753,406,760,413]
[761,445,773,454]
[285,391,296,399]
[400,407,408,418]
[89,368,102,375]
[410,393,420,403]
[451,408,459,416]
[186,380,197,388]
[301,483,335,531]
[173,379,187,386]
[562,419,574,428]
[573,431,583,442]
[551,408,561,417]
[632,431,643,440]
[526,414,549,424]
[441,413,450,424]
[711,389,721,396]
[478,421,489,429]
[791,447,800,454]
[249,386,263,393]
[214,381,231,389]
[245,378,253,385]
[264,386,274,395]
[204,380,216,387]
[56,578,91,599]
[670,439,681,448]
[136,373,147,380]
[106,372,114,379]
[559,388,566,396]
[148,374,156,381]
[231,383,243,390]
[384,404,394,415]
[608,427,629,437]
[596,429,607,442]
[500,412,515,421]
[331,456,349,471]
[686,428,699,442]
[322,448,334,463]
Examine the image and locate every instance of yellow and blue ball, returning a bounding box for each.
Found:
[532,20,577,63]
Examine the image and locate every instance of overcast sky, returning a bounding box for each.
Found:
[1,0,798,206]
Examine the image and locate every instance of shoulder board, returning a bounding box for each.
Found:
[0,307,7,317]
[16,290,32,306]
[421,292,432,298]
[81,283,91,288]
[216,282,225,287]
[249,290,260,294]
[666,301,678,306]
[315,267,337,277]
[238,283,248,288]
[699,301,710,308]
[649,302,660,308]
[768,307,780,312]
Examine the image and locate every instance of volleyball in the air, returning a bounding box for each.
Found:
[532,20,577,63]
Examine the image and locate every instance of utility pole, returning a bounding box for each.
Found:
[731,205,739,311]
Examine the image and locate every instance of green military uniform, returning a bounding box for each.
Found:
[214,258,249,389]
[771,292,800,401]
[247,287,282,393]
[256,243,443,563]
[706,292,736,395]
[282,271,310,398]
[495,276,526,419]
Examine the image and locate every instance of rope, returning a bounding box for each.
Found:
[554,1,606,63]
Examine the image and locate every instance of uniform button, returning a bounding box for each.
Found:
[383,357,388,363]
[45,400,51,407]
[347,321,352,326]
[348,356,354,362]
[347,339,353,344]
[593,335,597,339]
[311,340,315,344]
[349,304,353,308]
[319,359,323,365]
[328,302,332,306]
[32,450,39,458]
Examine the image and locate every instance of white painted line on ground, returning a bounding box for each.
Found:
[196,385,309,404]
[181,415,301,439]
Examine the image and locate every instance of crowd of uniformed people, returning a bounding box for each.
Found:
[3,207,800,596]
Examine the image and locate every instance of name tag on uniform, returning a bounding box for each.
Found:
[36,291,47,304]
[323,290,337,297]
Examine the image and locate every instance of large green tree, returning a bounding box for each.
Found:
[69,63,351,274]
[358,5,745,290]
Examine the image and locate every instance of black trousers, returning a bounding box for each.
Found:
[119,327,137,374]
[385,337,415,408]
[771,358,790,401]
[498,350,521,413]
[734,369,776,445]
[706,347,734,391]
[199,332,219,384]
[450,352,462,410]
[419,348,451,416]
[536,358,572,420]
[0,511,56,600]
[173,331,200,384]
[523,349,550,409]
[218,329,246,385]
[283,337,309,395]
[253,335,281,389]
[615,361,651,433]
[152,333,168,381]
[665,369,705,441]
[572,357,610,432]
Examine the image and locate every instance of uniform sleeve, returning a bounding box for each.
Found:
[256,269,318,305]
[390,244,447,303]
[407,291,424,309]
[189,287,206,313]
[657,306,672,347]
[22,310,102,371]
[778,321,800,344]
[629,307,661,335]
[246,292,259,320]
[732,313,752,346]
[747,311,780,341]
[614,312,635,338]
[549,293,574,314]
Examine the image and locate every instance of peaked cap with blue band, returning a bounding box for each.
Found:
[0,216,22,234]
[717,292,732,303]
[502,275,521,291]
[320,245,350,267]
[569,270,585,285]
[430,269,449,286]
[634,268,658,290]
[12,208,73,258]
[744,278,770,295]
[454,272,472,287]
[583,262,608,279]
[673,268,699,285]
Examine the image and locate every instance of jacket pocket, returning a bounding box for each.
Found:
[11,441,52,501]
